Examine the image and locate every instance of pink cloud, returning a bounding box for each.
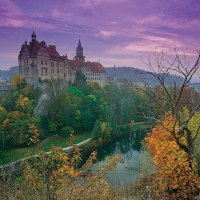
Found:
[0,18,24,27]
[98,30,116,38]
[0,17,55,30]
[0,0,22,17]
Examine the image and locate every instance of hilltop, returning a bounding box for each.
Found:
[105,66,184,86]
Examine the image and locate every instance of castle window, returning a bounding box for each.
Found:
[45,61,47,65]
[41,60,43,65]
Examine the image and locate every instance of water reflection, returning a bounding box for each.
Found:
[93,129,149,187]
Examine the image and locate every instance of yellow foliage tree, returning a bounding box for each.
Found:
[10,75,23,89]
[180,107,200,176]
[145,114,200,199]
[16,95,32,112]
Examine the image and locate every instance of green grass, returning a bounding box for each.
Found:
[0,132,92,165]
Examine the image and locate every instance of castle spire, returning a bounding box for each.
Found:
[75,38,85,62]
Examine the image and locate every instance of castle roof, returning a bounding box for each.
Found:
[68,59,84,69]
[85,61,105,73]
[19,41,62,60]
[68,60,105,73]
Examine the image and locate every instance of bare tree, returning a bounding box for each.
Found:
[143,48,200,173]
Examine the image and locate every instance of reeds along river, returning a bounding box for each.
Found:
[83,128,154,188]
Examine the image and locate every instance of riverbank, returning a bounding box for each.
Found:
[0,132,92,165]
[0,137,92,176]
[0,122,152,166]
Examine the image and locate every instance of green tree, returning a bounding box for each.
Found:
[2,95,40,146]
[0,106,7,148]
[75,70,86,83]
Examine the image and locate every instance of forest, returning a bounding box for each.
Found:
[0,72,152,149]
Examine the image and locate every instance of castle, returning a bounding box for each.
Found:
[18,31,106,87]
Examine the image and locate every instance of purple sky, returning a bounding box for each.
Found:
[1,0,200,70]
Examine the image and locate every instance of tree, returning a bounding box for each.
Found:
[145,114,200,199]
[2,95,40,146]
[10,75,26,90]
[180,108,200,176]
[143,49,200,198]
[92,120,112,140]
[0,106,7,148]
[75,70,86,83]
[144,49,200,163]
[21,145,120,200]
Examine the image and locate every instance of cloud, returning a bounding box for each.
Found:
[76,0,128,9]
[88,56,143,67]
[52,8,74,20]
[0,18,24,28]
[0,17,55,30]
[0,0,22,17]
[108,35,181,56]
[98,30,116,38]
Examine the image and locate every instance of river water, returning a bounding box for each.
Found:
[91,128,152,188]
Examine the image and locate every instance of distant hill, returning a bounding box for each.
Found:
[0,66,19,80]
[105,66,184,86]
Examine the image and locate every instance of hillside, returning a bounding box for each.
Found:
[105,66,184,86]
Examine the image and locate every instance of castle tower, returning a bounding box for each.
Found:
[31,30,37,43]
[75,39,85,62]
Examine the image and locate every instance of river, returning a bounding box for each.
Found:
[90,128,152,188]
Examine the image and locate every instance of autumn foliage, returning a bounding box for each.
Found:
[145,114,200,199]
[10,75,24,89]
[20,146,121,200]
